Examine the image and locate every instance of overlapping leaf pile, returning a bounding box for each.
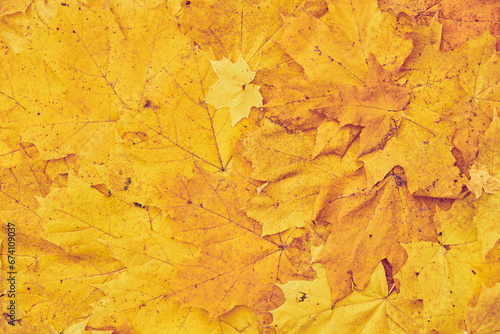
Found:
[1,0,500,333]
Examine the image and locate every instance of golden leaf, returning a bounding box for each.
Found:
[318,55,410,156]
[277,0,412,86]
[313,168,439,304]
[466,162,500,199]
[205,56,263,126]
[271,262,423,333]
[243,119,358,235]
[158,167,315,317]
[394,199,500,334]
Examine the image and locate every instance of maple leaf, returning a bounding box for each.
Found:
[357,18,499,198]
[205,56,263,126]
[271,261,423,333]
[318,55,410,156]
[111,6,235,175]
[359,119,465,198]
[152,167,316,317]
[90,271,260,334]
[242,118,359,235]
[38,173,147,255]
[466,162,500,199]
[394,199,500,334]
[312,167,440,304]
[277,0,412,86]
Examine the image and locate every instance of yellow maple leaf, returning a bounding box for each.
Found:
[318,55,410,156]
[205,56,263,126]
[157,167,315,317]
[394,199,500,334]
[313,167,440,305]
[358,17,500,198]
[90,271,259,334]
[242,119,359,235]
[271,262,423,333]
[277,0,412,86]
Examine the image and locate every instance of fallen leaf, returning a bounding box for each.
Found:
[394,199,496,334]
[158,167,316,316]
[312,168,438,305]
[277,0,412,86]
[360,120,465,198]
[243,119,359,235]
[271,262,423,333]
[205,56,263,126]
[466,162,500,199]
[318,55,410,156]
[111,6,235,175]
